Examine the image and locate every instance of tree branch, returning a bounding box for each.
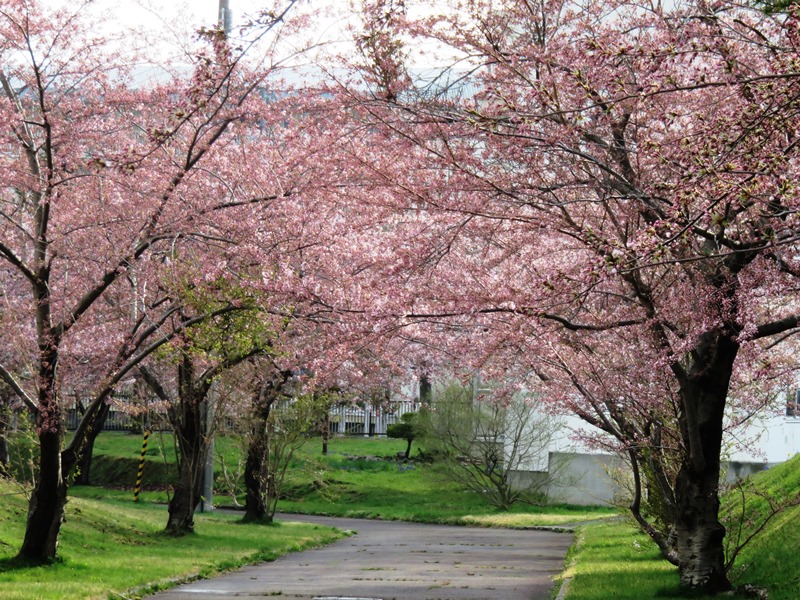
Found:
[137,365,172,404]
[0,240,35,281]
[753,315,800,340]
[62,304,244,462]
[0,363,37,415]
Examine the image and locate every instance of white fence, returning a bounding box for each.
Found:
[327,401,421,436]
[62,400,423,436]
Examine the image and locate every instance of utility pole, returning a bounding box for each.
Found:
[199,383,215,512]
[219,0,232,36]
[198,0,233,514]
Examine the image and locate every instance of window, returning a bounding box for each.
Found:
[787,390,800,417]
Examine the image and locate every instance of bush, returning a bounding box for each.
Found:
[421,382,563,510]
[386,412,420,458]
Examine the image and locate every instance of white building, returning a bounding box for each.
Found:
[508,397,800,506]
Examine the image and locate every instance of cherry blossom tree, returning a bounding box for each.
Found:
[0,0,306,561]
[137,302,272,535]
[238,357,293,522]
[233,356,320,524]
[325,0,800,593]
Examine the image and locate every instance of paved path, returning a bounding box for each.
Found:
[146,513,573,600]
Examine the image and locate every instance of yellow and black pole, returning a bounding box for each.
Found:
[133,430,151,502]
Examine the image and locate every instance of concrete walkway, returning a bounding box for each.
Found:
[145,513,573,600]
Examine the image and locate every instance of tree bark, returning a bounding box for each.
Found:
[243,367,290,522]
[18,341,70,562]
[0,435,7,476]
[166,448,205,534]
[675,461,730,592]
[165,353,208,535]
[321,410,330,456]
[243,412,271,522]
[673,333,738,593]
[0,390,9,476]
[419,374,431,404]
[18,428,67,562]
[243,389,275,522]
[74,401,110,486]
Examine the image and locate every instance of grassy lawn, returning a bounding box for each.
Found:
[726,506,800,600]
[561,454,800,600]
[275,455,611,525]
[560,521,708,600]
[715,454,800,600]
[561,516,800,600]
[80,431,616,527]
[1,431,614,599]
[8,431,800,599]
[0,480,346,600]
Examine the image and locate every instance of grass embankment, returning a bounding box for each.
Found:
[0,480,346,600]
[719,453,800,600]
[561,454,800,600]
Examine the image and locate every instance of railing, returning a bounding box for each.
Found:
[64,408,168,432]
[327,401,421,436]
[61,400,423,436]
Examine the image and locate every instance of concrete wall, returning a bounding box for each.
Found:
[509,452,625,506]
[510,451,780,506]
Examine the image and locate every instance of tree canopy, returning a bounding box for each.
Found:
[1,0,800,594]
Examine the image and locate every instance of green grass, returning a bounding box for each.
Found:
[78,431,616,527]
[78,430,240,489]
[7,431,800,599]
[562,454,800,600]
[3,431,611,599]
[0,480,346,600]
[560,521,704,600]
[28,433,800,600]
[82,431,406,489]
[277,458,612,525]
[727,507,800,600]
[717,454,800,600]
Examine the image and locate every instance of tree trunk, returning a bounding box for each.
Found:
[419,374,431,404]
[321,410,330,456]
[243,383,275,522]
[0,397,9,477]
[243,368,290,522]
[18,342,69,562]
[166,450,205,534]
[673,333,738,593]
[74,401,110,486]
[165,353,207,535]
[18,428,67,562]
[0,435,7,476]
[673,387,731,592]
[675,461,730,591]
[243,420,270,522]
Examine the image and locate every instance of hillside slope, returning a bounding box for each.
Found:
[723,454,800,599]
